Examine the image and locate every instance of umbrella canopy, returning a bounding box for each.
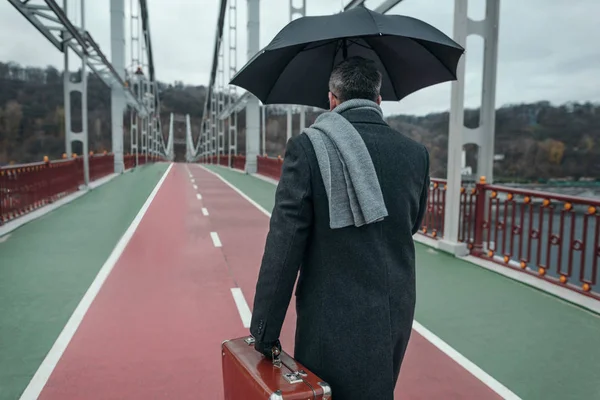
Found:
[230,7,464,110]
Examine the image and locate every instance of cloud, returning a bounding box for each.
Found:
[0,0,598,116]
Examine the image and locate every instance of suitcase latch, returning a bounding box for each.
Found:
[244,337,255,345]
[283,372,305,384]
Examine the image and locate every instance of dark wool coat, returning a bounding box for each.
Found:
[250,107,430,400]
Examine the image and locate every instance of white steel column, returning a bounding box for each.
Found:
[110,0,126,173]
[63,48,72,157]
[211,90,217,161]
[440,0,468,256]
[63,0,90,186]
[228,0,238,160]
[81,0,90,186]
[475,0,500,182]
[165,113,173,160]
[286,107,292,142]
[261,105,266,156]
[441,0,499,255]
[217,39,225,165]
[186,114,194,161]
[244,0,260,173]
[130,109,139,165]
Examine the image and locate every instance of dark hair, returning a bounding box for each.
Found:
[328,56,382,103]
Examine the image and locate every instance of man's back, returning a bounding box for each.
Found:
[286,106,429,399]
[250,58,430,399]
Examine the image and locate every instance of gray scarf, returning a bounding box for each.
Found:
[304,99,388,229]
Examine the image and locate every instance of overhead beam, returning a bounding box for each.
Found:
[344,0,405,13]
[217,91,253,120]
[138,0,155,82]
[374,0,405,13]
[206,0,228,107]
[344,0,366,10]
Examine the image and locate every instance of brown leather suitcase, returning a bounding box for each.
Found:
[222,336,331,399]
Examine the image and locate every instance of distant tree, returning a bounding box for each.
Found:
[547,139,566,165]
[45,66,60,84]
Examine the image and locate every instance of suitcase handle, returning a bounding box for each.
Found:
[271,346,282,368]
[244,336,282,368]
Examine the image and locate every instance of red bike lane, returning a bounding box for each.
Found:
[39,164,248,399]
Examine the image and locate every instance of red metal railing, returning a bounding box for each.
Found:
[471,182,599,299]
[89,154,115,181]
[248,157,599,299]
[1,153,159,226]
[421,179,446,239]
[1,159,79,224]
[257,156,283,180]
[124,154,136,170]
[200,154,245,169]
[219,155,229,167]
[232,155,246,171]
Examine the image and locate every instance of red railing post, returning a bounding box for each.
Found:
[472,176,487,256]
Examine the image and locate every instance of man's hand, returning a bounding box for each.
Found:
[254,339,282,361]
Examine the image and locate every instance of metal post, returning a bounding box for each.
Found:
[439,0,468,256]
[245,0,260,173]
[261,105,266,156]
[110,0,126,173]
[300,106,306,132]
[63,48,72,157]
[286,107,292,142]
[131,109,138,166]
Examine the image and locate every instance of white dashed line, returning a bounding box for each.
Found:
[196,193,202,200]
[193,184,198,190]
[191,178,195,183]
[230,288,252,328]
[210,232,222,247]
[202,208,209,216]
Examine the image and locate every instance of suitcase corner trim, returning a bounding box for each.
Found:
[268,390,283,400]
[318,381,332,399]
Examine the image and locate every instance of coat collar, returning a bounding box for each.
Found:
[339,108,388,126]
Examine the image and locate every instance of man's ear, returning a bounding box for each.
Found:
[328,92,336,111]
[376,95,382,105]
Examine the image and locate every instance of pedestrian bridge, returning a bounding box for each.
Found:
[1,161,599,400]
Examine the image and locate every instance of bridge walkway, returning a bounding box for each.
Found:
[0,163,598,400]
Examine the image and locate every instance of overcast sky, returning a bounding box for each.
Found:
[0,0,598,116]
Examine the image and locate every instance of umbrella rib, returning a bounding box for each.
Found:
[364,7,382,35]
[412,39,459,80]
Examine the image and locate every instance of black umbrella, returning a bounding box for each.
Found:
[230,7,464,110]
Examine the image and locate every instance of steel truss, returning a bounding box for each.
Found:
[7,0,148,114]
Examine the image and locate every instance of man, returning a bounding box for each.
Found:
[250,56,430,399]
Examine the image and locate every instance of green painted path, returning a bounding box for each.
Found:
[0,163,168,400]
[204,165,600,400]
